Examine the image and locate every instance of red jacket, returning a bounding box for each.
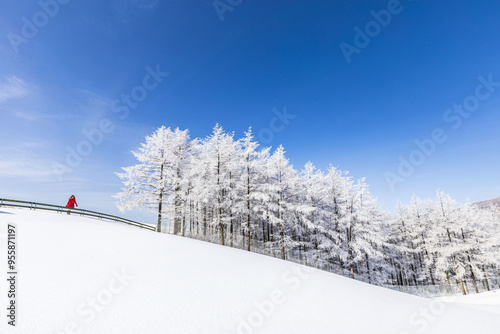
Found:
[66,198,78,208]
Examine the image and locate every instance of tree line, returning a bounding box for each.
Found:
[115,125,500,294]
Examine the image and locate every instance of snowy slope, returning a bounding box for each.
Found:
[437,290,500,315]
[0,208,498,334]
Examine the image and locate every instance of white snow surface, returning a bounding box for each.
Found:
[437,290,500,315]
[0,208,499,334]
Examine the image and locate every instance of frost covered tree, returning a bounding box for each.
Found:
[388,191,500,294]
[298,162,327,264]
[263,145,301,260]
[115,126,190,233]
[114,123,499,295]
[321,165,351,268]
[199,124,239,245]
[234,128,266,251]
[347,179,385,282]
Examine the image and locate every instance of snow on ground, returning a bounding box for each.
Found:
[436,290,500,315]
[0,207,499,334]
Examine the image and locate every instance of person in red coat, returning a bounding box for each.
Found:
[66,195,77,214]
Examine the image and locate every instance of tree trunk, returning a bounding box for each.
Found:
[482,265,490,291]
[156,162,165,233]
[459,277,466,295]
[157,191,163,233]
[247,165,251,251]
[173,167,182,235]
[267,212,271,243]
[242,220,246,250]
[203,206,207,238]
[262,220,266,244]
[365,253,371,284]
[280,226,285,260]
[230,215,233,248]
[429,268,435,286]
[182,215,186,237]
[445,271,453,294]
[217,153,224,246]
[469,261,479,293]
[219,209,224,245]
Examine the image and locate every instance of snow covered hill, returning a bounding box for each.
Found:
[0,208,498,334]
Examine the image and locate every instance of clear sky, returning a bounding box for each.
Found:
[1,0,499,222]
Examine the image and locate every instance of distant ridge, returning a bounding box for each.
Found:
[474,197,500,209]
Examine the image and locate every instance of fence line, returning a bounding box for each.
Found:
[0,198,155,231]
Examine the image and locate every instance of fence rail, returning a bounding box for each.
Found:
[0,198,155,232]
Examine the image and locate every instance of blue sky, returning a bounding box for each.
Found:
[1,0,500,222]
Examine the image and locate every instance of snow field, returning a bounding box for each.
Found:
[0,208,498,334]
